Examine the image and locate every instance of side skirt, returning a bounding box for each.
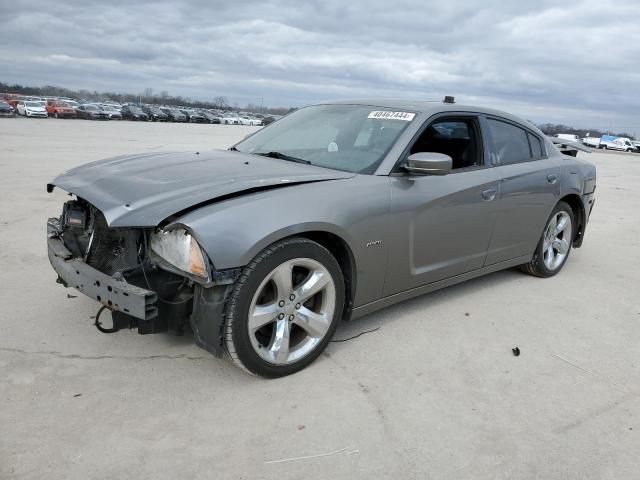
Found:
[351,254,532,320]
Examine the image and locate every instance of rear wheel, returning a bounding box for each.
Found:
[224,237,344,377]
[520,201,574,278]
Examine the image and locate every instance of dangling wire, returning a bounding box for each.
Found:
[94,305,118,333]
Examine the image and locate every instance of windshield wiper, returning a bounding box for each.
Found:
[228,146,238,151]
[254,151,311,165]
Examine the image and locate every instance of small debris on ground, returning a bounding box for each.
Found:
[73,393,82,397]
[512,346,520,356]
[67,294,78,299]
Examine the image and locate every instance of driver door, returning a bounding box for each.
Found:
[383,115,500,295]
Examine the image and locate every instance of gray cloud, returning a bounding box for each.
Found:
[2,0,639,129]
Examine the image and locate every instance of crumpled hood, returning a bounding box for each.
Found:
[49,149,354,227]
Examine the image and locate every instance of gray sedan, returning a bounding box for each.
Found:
[47,99,596,377]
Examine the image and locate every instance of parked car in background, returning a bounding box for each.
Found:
[0,101,16,117]
[16,101,48,117]
[238,116,261,126]
[261,116,277,125]
[46,99,596,377]
[179,109,206,123]
[554,134,582,144]
[76,104,109,120]
[65,100,80,111]
[222,113,241,125]
[581,137,601,148]
[583,135,638,151]
[141,105,168,122]
[46,100,76,119]
[160,107,187,122]
[99,105,122,120]
[600,135,638,152]
[199,110,221,124]
[121,105,149,121]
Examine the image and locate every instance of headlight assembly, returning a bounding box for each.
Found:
[150,228,210,281]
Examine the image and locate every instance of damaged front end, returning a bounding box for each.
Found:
[48,198,235,356]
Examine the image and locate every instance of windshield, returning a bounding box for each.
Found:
[25,101,41,107]
[234,104,415,174]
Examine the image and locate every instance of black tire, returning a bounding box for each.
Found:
[224,237,345,378]
[520,201,575,278]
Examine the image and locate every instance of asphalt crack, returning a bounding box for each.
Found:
[0,346,208,362]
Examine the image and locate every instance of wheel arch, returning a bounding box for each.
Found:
[295,230,357,321]
[233,227,358,321]
[558,193,586,247]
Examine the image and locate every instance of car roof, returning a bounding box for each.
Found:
[320,99,535,129]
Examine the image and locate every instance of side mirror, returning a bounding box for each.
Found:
[404,152,452,175]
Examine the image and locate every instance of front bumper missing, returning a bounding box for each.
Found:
[47,218,158,320]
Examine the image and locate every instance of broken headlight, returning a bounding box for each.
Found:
[150,228,210,281]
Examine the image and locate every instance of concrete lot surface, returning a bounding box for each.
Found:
[1,119,639,479]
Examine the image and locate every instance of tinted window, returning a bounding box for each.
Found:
[410,118,481,169]
[487,119,531,164]
[528,133,544,159]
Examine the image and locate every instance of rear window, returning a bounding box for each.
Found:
[487,119,531,164]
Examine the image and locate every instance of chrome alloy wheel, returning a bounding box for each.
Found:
[542,211,572,271]
[248,258,336,365]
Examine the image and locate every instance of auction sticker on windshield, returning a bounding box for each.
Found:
[367,111,415,121]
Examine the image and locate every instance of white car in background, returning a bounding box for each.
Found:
[554,133,582,144]
[239,116,261,126]
[222,113,241,125]
[16,101,48,118]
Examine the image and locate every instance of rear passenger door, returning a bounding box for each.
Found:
[483,117,560,265]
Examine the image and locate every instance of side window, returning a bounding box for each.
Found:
[528,133,544,159]
[410,118,481,170]
[487,119,531,164]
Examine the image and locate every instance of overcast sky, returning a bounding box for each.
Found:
[2,0,639,129]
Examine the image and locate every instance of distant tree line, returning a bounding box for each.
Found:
[0,80,294,115]
[537,123,635,139]
[1,81,632,131]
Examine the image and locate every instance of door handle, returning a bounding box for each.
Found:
[481,189,497,201]
[547,174,558,184]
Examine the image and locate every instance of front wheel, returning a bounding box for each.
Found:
[224,238,345,377]
[520,201,574,277]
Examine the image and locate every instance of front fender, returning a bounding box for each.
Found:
[171,176,392,307]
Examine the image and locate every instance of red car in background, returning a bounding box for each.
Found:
[46,100,76,118]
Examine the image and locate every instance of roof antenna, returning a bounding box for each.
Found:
[443,96,455,104]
